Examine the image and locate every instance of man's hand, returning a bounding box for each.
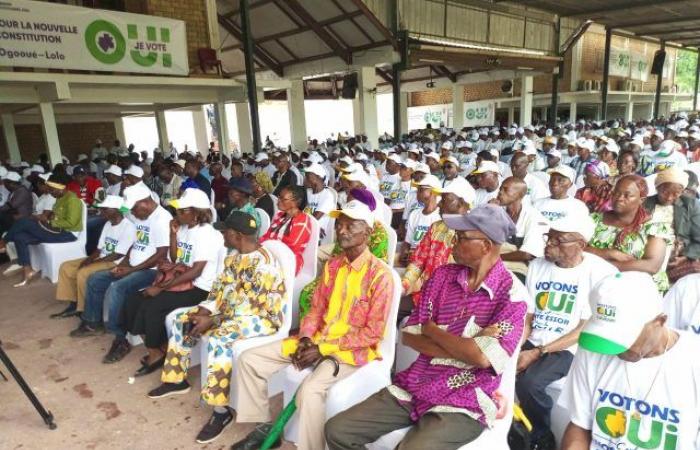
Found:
[169,219,180,235]
[111,266,132,279]
[292,344,321,370]
[142,286,163,298]
[189,314,214,337]
[516,349,540,373]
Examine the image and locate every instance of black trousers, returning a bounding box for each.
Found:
[515,340,573,439]
[122,287,208,349]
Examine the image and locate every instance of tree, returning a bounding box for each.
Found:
[675,50,698,94]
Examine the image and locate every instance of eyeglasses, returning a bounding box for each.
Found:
[452,232,488,244]
[542,233,580,246]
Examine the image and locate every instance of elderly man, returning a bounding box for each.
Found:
[272,153,298,196]
[158,165,183,205]
[559,271,700,450]
[326,205,527,450]
[73,184,172,364]
[472,161,502,206]
[517,213,617,450]
[569,138,595,181]
[535,165,588,223]
[510,152,548,206]
[231,200,394,450]
[147,212,286,444]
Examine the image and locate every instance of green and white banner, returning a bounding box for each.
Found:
[463,100,494,127]
[0,0,189,75]
[408,104,450,130]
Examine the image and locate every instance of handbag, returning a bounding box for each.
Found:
[152,261,194,292]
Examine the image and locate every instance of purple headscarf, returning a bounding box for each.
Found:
[349,188,376,211]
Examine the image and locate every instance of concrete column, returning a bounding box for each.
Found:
[287,80,307,151]
[1,113,22,164]
[38,102,62,167]
[357,66,378,148]
[569,102,577,123]
[452,84,464,131]
[507,106,515,126]
[399,92,409,136]
[625,102,634,122]
[192,106,209,155]
[352,95,362,135]
[519,75,533,126]
[155,110,169,152]
[235,102,253,153]
[113,117,127,148]
[204,0,220,55]
[214,102,231,156]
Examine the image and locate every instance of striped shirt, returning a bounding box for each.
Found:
[391,261,527,427]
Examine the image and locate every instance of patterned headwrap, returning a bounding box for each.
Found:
[585,160,611,179]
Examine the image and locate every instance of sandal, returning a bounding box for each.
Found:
[50,304,79,319]
[134,356,166,377]
[13,270,39,288]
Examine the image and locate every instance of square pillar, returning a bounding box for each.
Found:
[625,102,634,123]
[192,106,210,155]
[352,95,362,135]
[235,102,253,154]
[38,103,62,167]
[214,102,231,156]
[287,80,308,151]
[155,110,169,152]
[452,84,464,131]
[519,75,533,126]
[569,102,577,123]
[399,92,409,136]
[357,66,378,148]
[113,117,127,149]
[1,113,22,164]
[507,106,515,126]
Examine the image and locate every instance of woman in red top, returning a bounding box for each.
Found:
[260,185,312,274]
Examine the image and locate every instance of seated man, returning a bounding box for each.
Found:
[516,212,617,450]
[147,212,286,444]
[325,205,527,450]
[0,171,33,236]
[559,272,700,450]
[72,184,172,364]
[52,195,136,318]
[232,200,394,450]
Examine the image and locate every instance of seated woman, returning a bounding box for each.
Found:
[260,185,312,275]
[123,188,223,376]
[575,160,613,213]
[298,188,389,320]
[250,174,274,220]
[587,174,673,292]
[643,167,700,281]
[0,175,83,287]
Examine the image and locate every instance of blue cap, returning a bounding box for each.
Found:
[443,204,516,244]
[229,177,252,195]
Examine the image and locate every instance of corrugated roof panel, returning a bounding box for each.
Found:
[354,15,388,42]
[259,41,292,63]
[248,5,298,38]
[328,21,373,48]
[525,20,553,52]
[297,0,343,22]
[361,0,391,30]
[489,14,526,48]
[278,30,332,58]
[399,0,445,36]
[446,5,487,43]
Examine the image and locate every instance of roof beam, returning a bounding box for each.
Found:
[330,0,375,45]
[565,0,690,19]
[217,14,284,77]
[375,68,393,84]
[281,0,352,64]
[609,14,700,29]
[223,0,276,19]
[436,65,457,82]
[347,0,397,48]
[639,26,700,37]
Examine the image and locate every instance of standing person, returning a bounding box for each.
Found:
[559,272,700,450]
[398,174,441,266]
[517,213,617,450]
[325,205,527,450]
[72,184,172,363]
[535,165,589,223]
[271,154,298,196]
[123,189,223,376]
[52,195,135,319]
[209,162,229,211]
[146,211,286,444]
[231,201,393,450]
[184,160,212,198]
[260,185,312,275]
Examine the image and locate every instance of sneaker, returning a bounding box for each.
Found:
[3,263,21,276]
[147,381,191,399]
[69,322,105,338]
[195,408,234,444]
[102,338,131,364]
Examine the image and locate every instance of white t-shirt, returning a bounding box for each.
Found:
[534,196,589,223]
[175,224,223,292]
[379,172,401,203]
[523,173,549,206]
[128,205,173,267]
[405,208,441,249]
[664,274,700,335]
[34,193,56,214]
[106,182,122,197]
[387,180,413,210]
[526,253,617,351]
[305,187,335,232]
[512,202,549,258]
[559,332,700,450]
[98,218,136,265]
[474,187,499,207]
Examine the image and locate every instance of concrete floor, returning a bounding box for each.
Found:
[0,271,295,450]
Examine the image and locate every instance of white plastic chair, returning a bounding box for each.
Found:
[281,265,402,444]
[369,343,522,450]
[545,378,568,448]
[29,201,88,283]
[256,208,271,235]
[327,186,339,208]
[384,224,398,266]
[291,215,320,329]
[379,202,393,226]
[321,217,336,246]
[268,193,279,217]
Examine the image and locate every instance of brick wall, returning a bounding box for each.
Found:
[0,122,116,164]
[147,0,210,71]
[410,88,451,106]
[410,80,518,106]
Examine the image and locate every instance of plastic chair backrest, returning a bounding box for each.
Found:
[261,240,296,335]
[384,224,397,266]
[379,202,392,226]
[269,193,279,217]
[379,265,402,365]
[256,208,271,235]
[327,187,339,207]
[299,214,320,279]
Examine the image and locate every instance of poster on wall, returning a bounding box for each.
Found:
[463,100,495,127]
[407,104,452,130]
[0,0,189,75]
[630,53,650,82]
[609,47,631,78]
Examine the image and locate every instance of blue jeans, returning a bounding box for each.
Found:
[82,269,157,339]
[86,214,107,255]
[4,218,76,266]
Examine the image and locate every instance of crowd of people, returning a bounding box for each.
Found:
[1,113,700,450]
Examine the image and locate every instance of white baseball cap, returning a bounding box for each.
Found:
[125,165,144,178]
[400,159,417,170]
[304,163,327,180]
[425,152,441,162]
[328,199,374,227]
[546,149,562,159]
[169,187,211,209]
[579,272,661,355]
[471,160,500,175]
[342,169,370,187]
[522,140,537,156]
[387,154,403,164]
[77,153,89,162]
[432,177,475,205]
[442,155,460,167]
[441,141,454,151]
[30,164,45,174]
[576,139,595,153]
[414,162,431,174]
[547,165,576,183]
[97,195,125,210]
[254,152,270,162]
[0,166,7,178]
[549,211,596,241]
[2,171,22,182]
[123,183,153,209]
[105,165,123,177]
[412,174,441,190]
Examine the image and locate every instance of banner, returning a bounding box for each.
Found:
[630,53,650,82]
[463,100,494,127]
[0,0,189,75]
[609,47,631,78]
[408,104,451,130]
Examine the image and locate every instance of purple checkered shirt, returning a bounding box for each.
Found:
[391,261,527,427]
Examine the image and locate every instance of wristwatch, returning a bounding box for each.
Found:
[537,345,548,357]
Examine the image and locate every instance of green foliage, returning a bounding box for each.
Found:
[676,50,698,94]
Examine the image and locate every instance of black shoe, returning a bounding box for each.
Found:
[134,356,166,377]
[230,423,281,450]
[102,338,131,364]
[147,381,191,399]
[69,322,104,338]
[50,303,79,319]
[531,429,556,450]
[195,408,234,444]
